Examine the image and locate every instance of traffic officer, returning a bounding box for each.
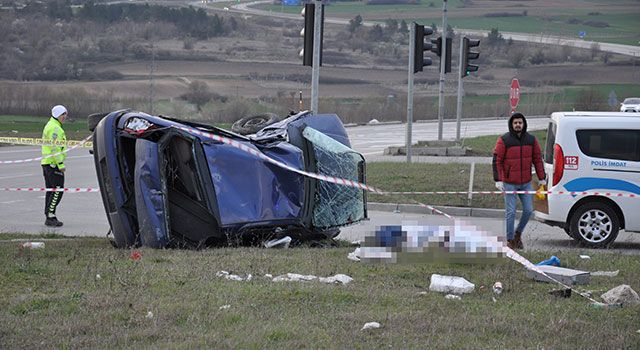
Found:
[41,105,68,227]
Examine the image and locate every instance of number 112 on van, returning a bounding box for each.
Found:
[564,156,579,170]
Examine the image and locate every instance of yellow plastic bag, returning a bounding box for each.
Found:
[536,185,546,200]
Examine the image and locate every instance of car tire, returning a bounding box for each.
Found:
[87,113,108,132]
[563,225,577,239]
[569,201,620,248]
[231,113,280,135]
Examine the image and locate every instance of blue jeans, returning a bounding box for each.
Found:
[504,182,533,240]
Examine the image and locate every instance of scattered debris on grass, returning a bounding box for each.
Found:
[361,322,381,331]
[429,274,475,294]
[272,273,353,284]
[600,285,640,307]
[445,294,461,300]
[20,242,45,249]
[130,250,142,261]
[219,305,231,310]
[264,236,292,249]
[579,255,591,260]
[526,265,590,285]
[347,248,361,262]
[146,311,153,319]
[492,282,503,295]
[216,271,253,282]
[548,288,572,298]
[591,270,619,277]
[536,255,560,266]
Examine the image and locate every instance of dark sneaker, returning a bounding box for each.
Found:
[45,217,63,227]
[514,230,524,249]
[506,239,517,250]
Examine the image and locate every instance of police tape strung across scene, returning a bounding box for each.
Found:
[0,134,93,165]
[0,136,93,148]
[1,187,100,193]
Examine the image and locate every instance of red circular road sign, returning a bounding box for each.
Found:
[510,78,520,112]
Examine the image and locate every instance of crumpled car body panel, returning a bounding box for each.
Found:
[91,110,367,248]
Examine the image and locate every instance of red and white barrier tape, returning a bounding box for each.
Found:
[387,190,638,198]
[0,134,93,165]
[0,187,100,193]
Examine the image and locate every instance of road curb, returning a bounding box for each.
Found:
[368,202,525,219]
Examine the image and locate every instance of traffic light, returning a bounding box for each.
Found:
[300,3,323,67]
[413,23,433,73]
[461,37,480,78]
[429,36,452,73]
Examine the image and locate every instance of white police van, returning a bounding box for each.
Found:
[534,112,640,247]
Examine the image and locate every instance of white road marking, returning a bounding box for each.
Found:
[0,173,34,180]
[0,200,24,204]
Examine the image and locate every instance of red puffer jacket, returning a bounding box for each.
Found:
[492,115,546,184]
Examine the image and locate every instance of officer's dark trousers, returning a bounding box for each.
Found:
[42,165,64,217]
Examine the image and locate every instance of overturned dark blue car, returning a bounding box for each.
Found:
[90,110,367,248]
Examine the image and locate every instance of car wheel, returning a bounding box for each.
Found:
[87,113,108,132]
[569,202,619,248]
[231,113,280,135]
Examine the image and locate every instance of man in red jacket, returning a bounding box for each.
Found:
[493,113,546,250]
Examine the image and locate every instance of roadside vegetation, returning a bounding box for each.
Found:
[0,236,638,348]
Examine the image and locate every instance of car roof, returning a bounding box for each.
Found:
[550,111,640,123]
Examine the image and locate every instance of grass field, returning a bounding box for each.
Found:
[0,115,91,140]
[0,234,638,348]
[257,1,640,45]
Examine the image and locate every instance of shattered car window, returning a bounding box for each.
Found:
[303,127,366,229]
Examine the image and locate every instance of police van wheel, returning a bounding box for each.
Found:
[569,202,620,248]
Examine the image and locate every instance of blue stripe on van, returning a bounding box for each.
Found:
[564,177,640,195]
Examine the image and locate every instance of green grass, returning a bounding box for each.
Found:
[0,115,91,140]
[367,162,502,208]
[0,236,638,348]
[259,2,640,45]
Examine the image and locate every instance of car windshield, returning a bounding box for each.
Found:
[623,98,640,104]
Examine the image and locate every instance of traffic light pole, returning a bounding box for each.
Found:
[437,0,448,141]
[310,0,322,114]
[455,36,464,142]
[406,24,416,163]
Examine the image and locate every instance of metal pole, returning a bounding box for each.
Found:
[310,1,322,114]
[467,162,475,207]
[437,0,448,141]
[455,36,464,142]
[406,24,416,163]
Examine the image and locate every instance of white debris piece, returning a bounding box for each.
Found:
[219,305,231,310]
[579,255,591,259]
[272,273,318,282]
[272,273,353,284]
[429,274,475,294]
[591,270,619,277]
[368,119,380,124]
[347,248,361,262]
[444,294,461,300]
[95,274,101,280]
[318,274,353,285]
[216,270,252,281]
[146,311,153,319]
[264,274,273,279]
[264,236,292,249]
[361,322,381,330]
[601,285,640,306]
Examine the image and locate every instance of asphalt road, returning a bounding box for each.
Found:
[1,120,639,253]
[346,117,549,157]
